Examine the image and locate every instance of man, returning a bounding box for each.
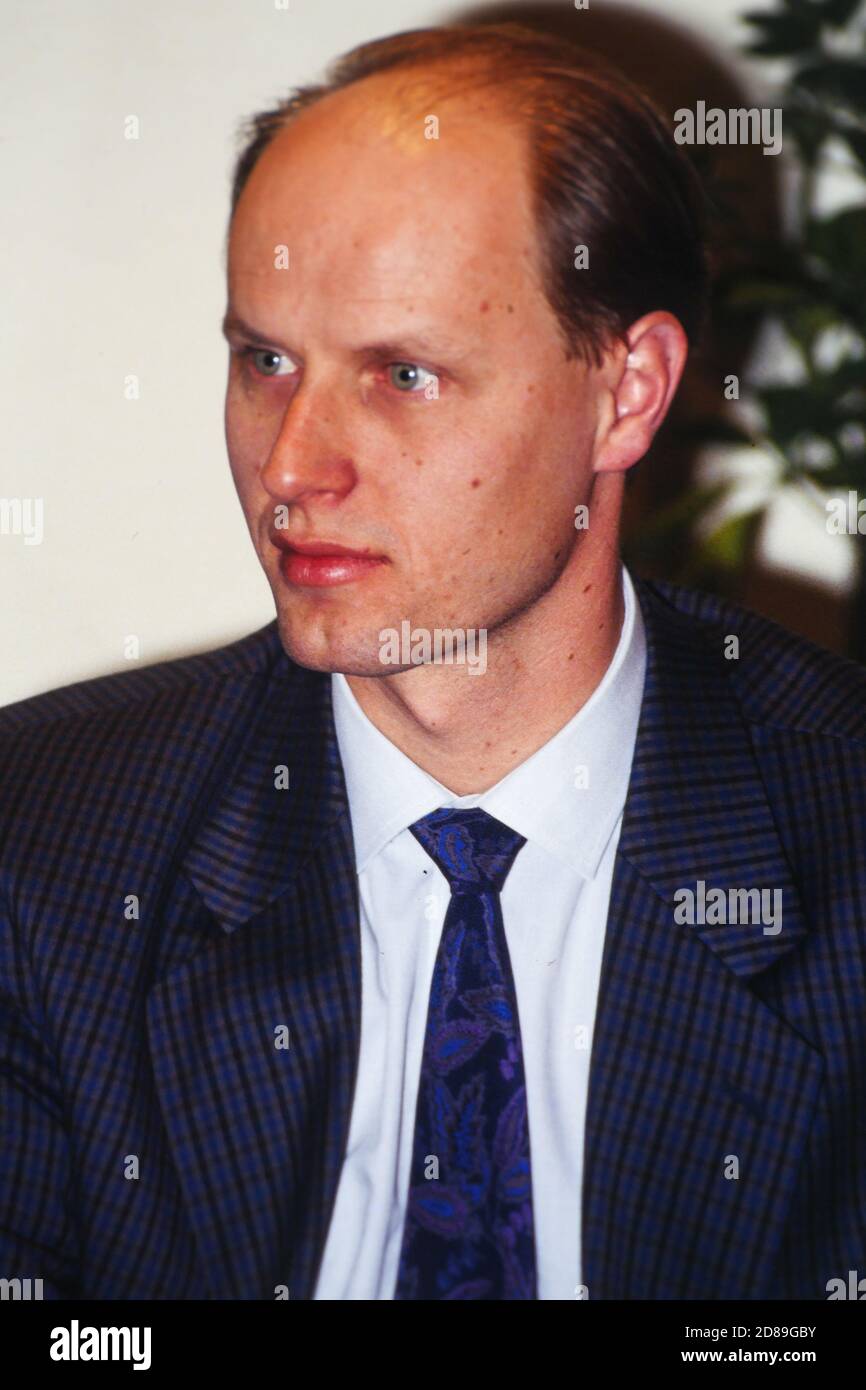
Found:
[1,23,865,1301]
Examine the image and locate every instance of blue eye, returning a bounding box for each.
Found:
[388,362,437,393]
[247,348,296,377]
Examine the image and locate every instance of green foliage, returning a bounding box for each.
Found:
[743,0,863,56]
[651,0,866,588]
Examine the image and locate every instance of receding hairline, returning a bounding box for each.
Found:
[227,24,710,362]
[251,53,540,155]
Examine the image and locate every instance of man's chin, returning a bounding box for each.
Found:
[273,612,394,677]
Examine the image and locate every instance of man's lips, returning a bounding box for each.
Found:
[271,536,388,588]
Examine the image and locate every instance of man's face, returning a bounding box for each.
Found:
[224,74,603,675]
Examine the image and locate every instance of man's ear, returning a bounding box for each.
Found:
[592,311,689,474]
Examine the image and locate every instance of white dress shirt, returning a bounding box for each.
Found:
[313,564,647,1300]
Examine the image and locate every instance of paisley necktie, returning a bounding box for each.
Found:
[393,806,537,1299]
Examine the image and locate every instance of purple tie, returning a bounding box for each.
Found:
[393,806,537,1299]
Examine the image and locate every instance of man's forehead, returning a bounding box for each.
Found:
[232,77,531,231]
[227,221,534,346]
[232,154,534,295]
[226,231,511,343]
[227,72,542,335]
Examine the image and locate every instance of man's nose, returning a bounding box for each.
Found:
[260,381,357,505]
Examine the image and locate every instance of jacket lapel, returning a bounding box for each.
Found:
[148,578,826,1302]
[147,639,361,1300]
[582,579,825,1298]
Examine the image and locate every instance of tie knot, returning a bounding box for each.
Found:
[409,807,526,894]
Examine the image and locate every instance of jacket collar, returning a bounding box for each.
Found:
[618,577,809,976]
[181,578,810,975]
[182,639,348,930]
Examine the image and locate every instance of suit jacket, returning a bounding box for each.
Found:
[2,575,865,1300]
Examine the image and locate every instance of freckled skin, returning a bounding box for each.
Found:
[223,68,687,792]
[225,74,599,678]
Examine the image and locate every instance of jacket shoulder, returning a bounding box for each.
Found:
[0,622,291,865]
[640,576,866,743]
[0,621,281,733]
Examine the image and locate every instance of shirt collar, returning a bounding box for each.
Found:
[332,563,646,880]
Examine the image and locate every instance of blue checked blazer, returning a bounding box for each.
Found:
[2,574,866,1300]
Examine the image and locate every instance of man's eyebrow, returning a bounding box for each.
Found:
[221,309,470,360]
[358,333,470,361]
[221,310,271,343]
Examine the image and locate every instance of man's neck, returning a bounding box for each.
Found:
[344,539,626,798]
